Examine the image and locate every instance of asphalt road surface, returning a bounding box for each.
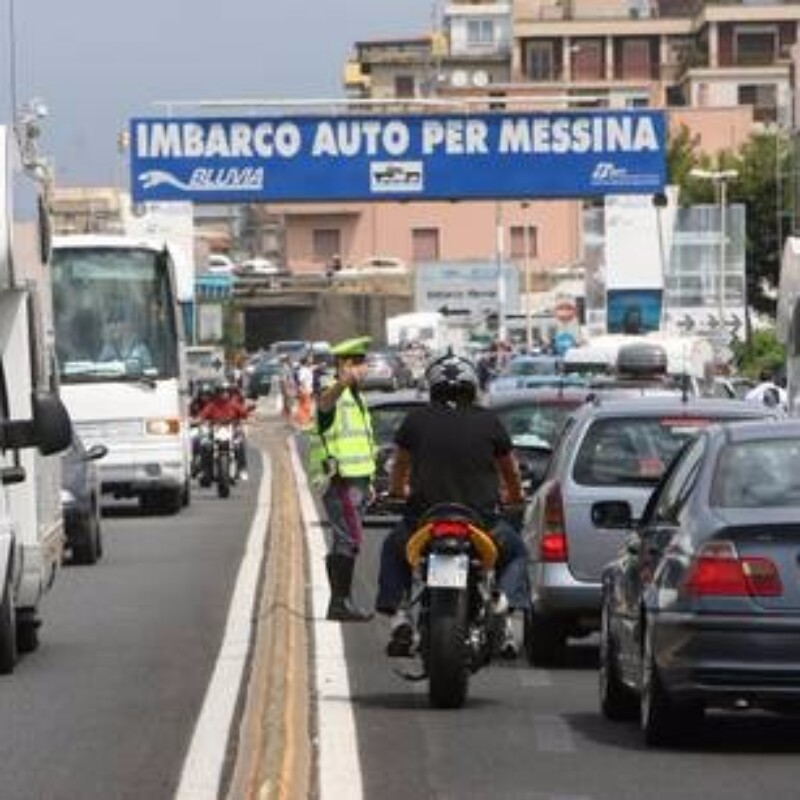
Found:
[0,459,260,800]
[341,521,800,800]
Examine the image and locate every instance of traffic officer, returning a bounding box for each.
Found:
[310,336,376,622]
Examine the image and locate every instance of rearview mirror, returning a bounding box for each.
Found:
[518,444,553,495]
[0,390,72,455]
[32,391,73,455]
[85,443,108,462]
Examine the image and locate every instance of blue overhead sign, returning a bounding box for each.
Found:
[130,110,666,204]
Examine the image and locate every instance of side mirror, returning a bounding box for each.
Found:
[591,500,635,529]
[0,390,72,455]
[85,443,108,462]
[32,391,73,455]
[518,444,553,495]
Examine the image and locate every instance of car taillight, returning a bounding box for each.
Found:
[682,541,782,597]
[540,482,568,563]
[431,520,471,538]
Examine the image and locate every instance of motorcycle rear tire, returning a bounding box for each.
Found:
[427,588,470,709]
[217,452,231,499]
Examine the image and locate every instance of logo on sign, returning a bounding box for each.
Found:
[139,167,264,193]
[370,161,424,193]
[591,161,658,189]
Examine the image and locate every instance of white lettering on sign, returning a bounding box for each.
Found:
[422,120,489,155]
[254,123,302,157]
[137,121,302,159]
[134,114,661,175]
[311,120,410,157]
[498,115,658,155]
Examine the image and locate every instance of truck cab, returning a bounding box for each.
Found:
[0,124,72,673]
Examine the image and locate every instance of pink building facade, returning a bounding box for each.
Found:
[273,198,581,280]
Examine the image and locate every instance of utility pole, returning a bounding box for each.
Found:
[495,201,506,341]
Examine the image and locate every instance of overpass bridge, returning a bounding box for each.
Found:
[196,272,412,349]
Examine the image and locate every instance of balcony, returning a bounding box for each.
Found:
[515,0,658,21]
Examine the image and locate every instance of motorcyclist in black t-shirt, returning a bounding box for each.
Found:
[375,353,530,658]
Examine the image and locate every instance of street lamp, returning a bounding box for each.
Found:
[689,168,738,331]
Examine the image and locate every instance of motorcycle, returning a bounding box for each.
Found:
[197,421,237,498]
[399,502,507,709]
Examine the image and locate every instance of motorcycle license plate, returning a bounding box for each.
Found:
[427,553,468,589]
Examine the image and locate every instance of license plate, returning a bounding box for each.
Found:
[427,553,469,589]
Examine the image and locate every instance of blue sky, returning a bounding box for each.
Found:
[4,0,433,184]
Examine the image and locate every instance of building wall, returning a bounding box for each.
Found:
[275,199,582,274]
[668,106,754,153]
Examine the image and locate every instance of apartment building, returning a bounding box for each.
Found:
[511,0,800,127]
[344,2,512,99]
[317,1,799,292]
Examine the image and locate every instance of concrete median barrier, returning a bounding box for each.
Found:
[225,417,311,800]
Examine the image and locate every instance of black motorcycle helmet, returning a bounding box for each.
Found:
[425,353,479,407]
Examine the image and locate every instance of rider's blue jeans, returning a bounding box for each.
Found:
[375,511,530,614]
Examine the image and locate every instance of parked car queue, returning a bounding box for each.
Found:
[359,340,797,747]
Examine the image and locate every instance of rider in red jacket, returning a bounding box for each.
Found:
[199,382,252,478]
[198,382,250,423]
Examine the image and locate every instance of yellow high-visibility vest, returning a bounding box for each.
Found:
[307,387,375,481]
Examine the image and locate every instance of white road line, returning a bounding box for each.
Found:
[174,457,273,800]
[289,439,365,800]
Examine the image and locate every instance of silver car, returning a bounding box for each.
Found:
[522,395,775,666]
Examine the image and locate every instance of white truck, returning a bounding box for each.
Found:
[385,310,469,355]
[0,125,73,673]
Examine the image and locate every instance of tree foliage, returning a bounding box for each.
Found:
[666,126,790,317]
[732,327,785,378]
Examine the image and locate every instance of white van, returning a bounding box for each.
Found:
[0,126,73,672]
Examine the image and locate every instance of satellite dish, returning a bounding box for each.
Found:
[451,70,468,88]
[472,70,490,88]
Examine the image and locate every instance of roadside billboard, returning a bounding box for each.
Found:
[415,260,519,321]
[130,110,666,204]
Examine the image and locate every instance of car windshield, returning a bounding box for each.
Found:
[712,439,800,507]
[573,415,718,486]
[497,404,576,448]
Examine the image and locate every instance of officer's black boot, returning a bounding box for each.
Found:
[325,554,373,622]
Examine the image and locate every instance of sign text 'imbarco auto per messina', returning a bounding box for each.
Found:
[130,110,666,204]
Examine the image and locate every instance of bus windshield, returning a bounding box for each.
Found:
[51,246,180,383]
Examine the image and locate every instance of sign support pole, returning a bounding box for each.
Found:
[495,201,506,342]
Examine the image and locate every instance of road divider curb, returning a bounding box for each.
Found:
[225,422,311,800]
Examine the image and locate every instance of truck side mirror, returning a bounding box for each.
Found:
[1,391,71,454]
[32,391,72,455]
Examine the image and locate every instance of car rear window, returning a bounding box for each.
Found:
[573,415,717,486]
[712,439,800,507]
[370,406,415,443]
[498,403,578,448]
